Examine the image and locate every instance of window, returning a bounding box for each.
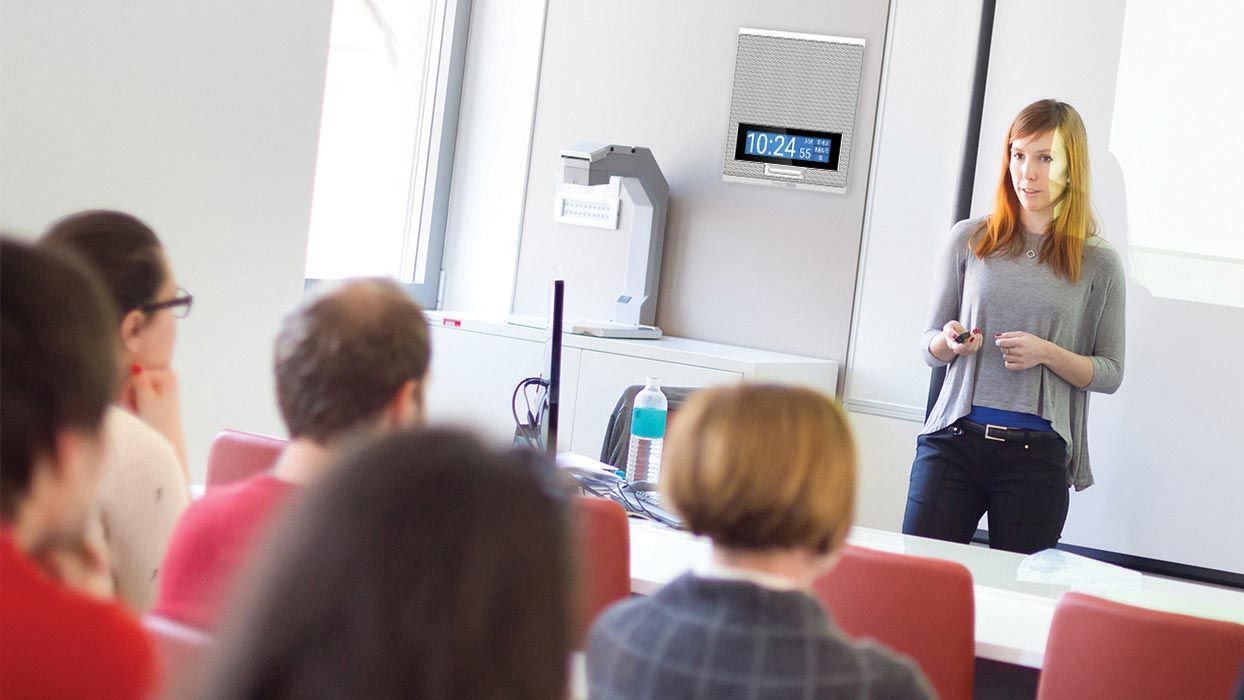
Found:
[304,0,469,307]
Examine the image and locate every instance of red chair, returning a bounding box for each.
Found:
[1037,592,1244,700]
[143,614,212,699]
[572,496,631,647]
[812,545,975,700]
[205,429,286,491]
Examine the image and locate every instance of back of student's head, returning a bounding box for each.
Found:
[273,278,430,443]
[205,428,572,700]
[0,238,119,520]
[662,384,857,555]
[40,210,167,321]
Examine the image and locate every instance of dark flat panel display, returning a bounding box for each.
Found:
[733,122,842,171]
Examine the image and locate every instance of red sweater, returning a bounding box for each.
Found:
[153,475,297,630]
[0,530,155,699]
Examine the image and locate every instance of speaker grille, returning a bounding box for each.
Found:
[723,31,865,190]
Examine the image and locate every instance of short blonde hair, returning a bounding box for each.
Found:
[661,384,857,554]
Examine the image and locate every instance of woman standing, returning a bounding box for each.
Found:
[903,99,1125,554]
[42,211,192,610]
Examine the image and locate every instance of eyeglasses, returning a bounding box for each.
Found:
[141,288,194,319]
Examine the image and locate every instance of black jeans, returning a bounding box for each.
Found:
[902,420,1070,554]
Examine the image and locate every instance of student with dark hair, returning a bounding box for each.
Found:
[154,278,431,629]
[203,429,572,700]
[43,209,192,467]
[41,210,192,611]
[0,238,156,698]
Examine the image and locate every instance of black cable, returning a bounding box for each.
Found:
[511,376,549,449]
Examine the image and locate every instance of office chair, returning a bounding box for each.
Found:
[205,429,286,491]
[813,545,975,700]
[1037,592,1244,700]
[572,496,631,647]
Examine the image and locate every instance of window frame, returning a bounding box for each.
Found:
[305,0,473,310]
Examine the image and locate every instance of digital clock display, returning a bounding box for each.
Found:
[733,123,842,171]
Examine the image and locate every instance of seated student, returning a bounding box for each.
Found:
[153,278,430,629]
[0,239,156,698]
[200,428,572,700]
[587,385,933,700]
[42,210,193,612]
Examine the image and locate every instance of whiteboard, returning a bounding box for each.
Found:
[849,0,1244,576]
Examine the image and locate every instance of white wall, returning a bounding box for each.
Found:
[843,0,985,421]
[842,0,986,531]
[509,0,891,364]
[437,0,983,533]
[0,0,334,482]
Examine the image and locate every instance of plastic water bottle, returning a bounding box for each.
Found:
[626,377,668,483]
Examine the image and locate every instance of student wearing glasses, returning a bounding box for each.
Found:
[40,210,194,612]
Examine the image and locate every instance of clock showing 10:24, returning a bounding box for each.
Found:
[734,122,842,171]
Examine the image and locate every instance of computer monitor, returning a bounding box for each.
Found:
[541,279,564,455]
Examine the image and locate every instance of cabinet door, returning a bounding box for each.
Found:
[568,351,741,459]
[426,326,580,447]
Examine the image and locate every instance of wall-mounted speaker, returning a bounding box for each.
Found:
[722,28,866,193]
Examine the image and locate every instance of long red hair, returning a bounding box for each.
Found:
[973,99,1097,283]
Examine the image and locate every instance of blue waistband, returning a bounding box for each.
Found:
[965,405,1054,432]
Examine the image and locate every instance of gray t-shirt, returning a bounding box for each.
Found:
[920,217,1126,488]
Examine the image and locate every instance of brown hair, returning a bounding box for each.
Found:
[1,238,119,519]
[661,384,857,555]
[974,99,1097,283]
[41,210,167,322]
[205,429,572,700]
[274,279,430,442]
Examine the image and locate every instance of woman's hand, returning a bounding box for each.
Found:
[994,332,1054,371]
[943,321,983,358]
[129,365,189,470]
[995,332,1098,389]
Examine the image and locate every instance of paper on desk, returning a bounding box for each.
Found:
[1017,549,1142,590]
[1020,551,1244,625]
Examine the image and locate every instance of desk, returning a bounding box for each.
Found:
[627,519,1244,669]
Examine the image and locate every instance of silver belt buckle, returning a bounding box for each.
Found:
[984,424,1008,442]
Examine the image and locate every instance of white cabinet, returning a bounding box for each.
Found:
[568,350,741,457]
[425,312,839,456]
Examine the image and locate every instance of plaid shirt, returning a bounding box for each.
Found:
[587,574,933,700]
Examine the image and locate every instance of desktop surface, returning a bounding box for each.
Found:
[625,518,1244,669]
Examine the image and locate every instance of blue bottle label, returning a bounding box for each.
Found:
[631,406,667,439]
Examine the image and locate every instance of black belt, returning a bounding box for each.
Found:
[957,419,1062,444]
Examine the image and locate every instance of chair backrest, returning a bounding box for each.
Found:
[1037,592,1244,700]
[572,496,631,648]
[205,429,287,491]
[599,384,699,471]
[812,545,975,700]
[143,614,213,700]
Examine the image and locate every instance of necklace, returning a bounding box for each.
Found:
[1023,231,1040,260]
